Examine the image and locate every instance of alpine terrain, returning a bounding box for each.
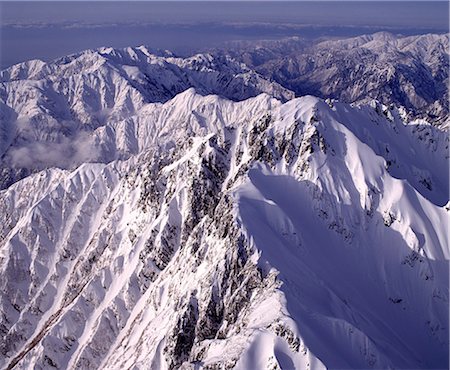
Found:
[0,32,448,370]
[224,32,449,127]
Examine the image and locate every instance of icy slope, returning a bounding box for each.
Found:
[0,47,293,189]
[0,91,448,369]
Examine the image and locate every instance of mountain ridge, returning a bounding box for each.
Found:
[223,32,449,127]
[0,89,448,369]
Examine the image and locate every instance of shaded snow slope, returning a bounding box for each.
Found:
[0,91,447,369]
[225,32,449,127]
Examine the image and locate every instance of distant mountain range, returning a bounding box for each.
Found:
[224,32,449,127]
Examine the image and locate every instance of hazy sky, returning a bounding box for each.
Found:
[1,1,448,68]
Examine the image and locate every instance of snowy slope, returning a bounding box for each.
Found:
[0,46,293,189]
[0,90,448,369]
[225,32,449,127]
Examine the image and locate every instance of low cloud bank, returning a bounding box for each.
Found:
[6,130,105,171]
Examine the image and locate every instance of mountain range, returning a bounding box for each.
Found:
[224,32,449,127]
[0,32,448,369]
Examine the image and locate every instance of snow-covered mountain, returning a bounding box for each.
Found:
[0,85,448,369]
[224,32,449,127]
[0,46,293,189]
[1,32,448,191]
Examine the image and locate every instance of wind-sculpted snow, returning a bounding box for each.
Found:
[0,90,448,369]
[225,32,449,127]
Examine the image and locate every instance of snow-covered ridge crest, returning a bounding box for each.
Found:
[1,85,447,206]
[1,33,448,191]
[0,44,293,102]
[0,45,294,189]
[225,32,449,127]
[0,90,448,369]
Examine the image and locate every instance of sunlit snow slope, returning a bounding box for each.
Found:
[0,88,448,369]
[0,46,293,189]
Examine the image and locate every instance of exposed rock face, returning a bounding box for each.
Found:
[0,89,448,369]
[224,32,449,127]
